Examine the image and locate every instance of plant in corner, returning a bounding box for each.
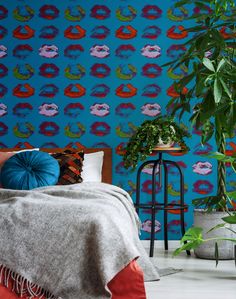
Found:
[123,115,190,171]
[173,152,236,265]
[162,0,236,259]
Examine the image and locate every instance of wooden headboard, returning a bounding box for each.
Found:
[0,148,112,184]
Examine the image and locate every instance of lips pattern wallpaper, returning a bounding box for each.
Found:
[0,0,235,240]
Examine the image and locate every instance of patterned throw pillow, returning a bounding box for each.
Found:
[51,149,84,185]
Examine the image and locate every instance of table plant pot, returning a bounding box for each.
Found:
[123,115,190,171]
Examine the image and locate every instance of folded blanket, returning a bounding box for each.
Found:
[0,182,159,299]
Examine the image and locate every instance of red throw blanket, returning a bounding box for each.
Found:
[0,260,146,299]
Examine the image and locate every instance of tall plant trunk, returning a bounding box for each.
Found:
[217,135,226,198]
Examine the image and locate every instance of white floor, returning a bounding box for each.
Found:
[145,248,236,299]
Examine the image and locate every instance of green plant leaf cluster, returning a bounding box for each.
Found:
[163,0,236,265]
[174,171,236,264]
[192,151,236,210]
[203,151,236,171]
[163,0,236,208]
[163,0,236,145]
[123,115,190,170]
[173,211,236,266]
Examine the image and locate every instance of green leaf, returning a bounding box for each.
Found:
[195,78,207,97]
[173,242,194,256]
[217,58,226,72]
[222,215,236,224]
[207,223,226,233]
[213,78,222,103]
[192,195,223,210]
[225,104,236,136]
[178,72,195,87]
[201,120,214,144]
[173,227,205,256]
[204,151,233,162]
[215,242,219,267]
[219,78,232,99]
[174,0,189,8]
[200,92,216,121]
[204,74,215,86]
[180,227,203,243]
[203,58,215,72]
[227,191,236,199]
[186,25,207,32]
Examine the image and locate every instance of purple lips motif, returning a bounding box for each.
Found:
[90,103,110,117]
[141,103,161,117]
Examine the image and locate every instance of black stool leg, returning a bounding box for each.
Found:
[178,162,191,256]
[164,160,190,256]
[136,161,154,214]
[150,206,155,257]
[163,162,168,251]
[149,159,161,257]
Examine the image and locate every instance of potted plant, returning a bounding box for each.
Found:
[123,115,190,171]
[163,0,236,259]
[173,151,236,263]
[173,208,236,265]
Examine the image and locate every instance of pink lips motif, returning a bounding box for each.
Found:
[39,45,58,58]
[90,45,110,58]
[0,45,7,58]
[39,103,59,117]
[141,219,161,233]
[192,161,213,175]
[0,103,7,116]
[141,44,161,58]
[142,163,159,175]
[141,103,161,117]
[90,103,110,117]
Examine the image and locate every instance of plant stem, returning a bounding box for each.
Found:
[217,133,226,201]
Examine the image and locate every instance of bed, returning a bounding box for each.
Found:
[0,147,159,299]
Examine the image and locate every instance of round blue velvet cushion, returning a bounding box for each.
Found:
[1,150,60,190]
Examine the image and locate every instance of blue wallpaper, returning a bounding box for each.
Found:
[0,0,235,240]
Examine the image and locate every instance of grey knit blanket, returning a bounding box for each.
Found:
[0,182,159,299]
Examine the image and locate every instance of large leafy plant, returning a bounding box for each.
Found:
[123,115,190,170]
[163,0,236,209]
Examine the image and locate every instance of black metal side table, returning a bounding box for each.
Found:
[135,147,189,257]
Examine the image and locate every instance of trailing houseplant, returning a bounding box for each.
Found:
[163,0,236,259]
[123,115,190,170]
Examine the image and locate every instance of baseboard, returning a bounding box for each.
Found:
[141,240,180,250]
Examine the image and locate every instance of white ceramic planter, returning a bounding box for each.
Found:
[194,209,236,260]
[155,141,174,148]
[156,125,175,148]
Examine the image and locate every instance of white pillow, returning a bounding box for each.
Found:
[13,148,39,153]
[81,151,104,182]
